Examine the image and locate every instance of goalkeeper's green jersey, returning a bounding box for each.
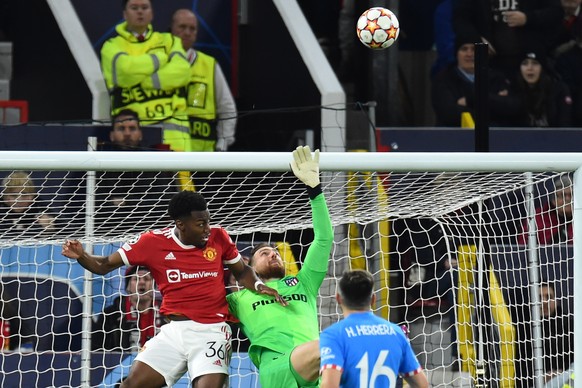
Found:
[227,193,333,368]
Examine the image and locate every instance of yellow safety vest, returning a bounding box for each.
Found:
[101,22,191,151]
[184,51,218,152]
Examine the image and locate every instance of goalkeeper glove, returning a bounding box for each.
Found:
[290,145,320,188]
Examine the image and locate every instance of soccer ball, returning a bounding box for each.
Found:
[356,7,400,50]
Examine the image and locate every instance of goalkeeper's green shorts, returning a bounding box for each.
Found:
[258,349,319,388]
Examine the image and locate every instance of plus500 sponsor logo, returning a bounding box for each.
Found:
[166,269,218,283]
[251,293,307,310]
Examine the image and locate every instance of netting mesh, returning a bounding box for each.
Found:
[0,167,575,387]
[0,170,559,243]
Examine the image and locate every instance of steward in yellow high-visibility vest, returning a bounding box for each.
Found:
[171,9,238,152]
[101,3,191,153]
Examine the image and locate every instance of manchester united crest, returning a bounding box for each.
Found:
[203,247,218,261]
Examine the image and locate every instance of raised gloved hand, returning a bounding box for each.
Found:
[290,145,320,188]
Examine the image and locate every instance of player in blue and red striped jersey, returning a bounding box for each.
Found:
[319,270,429,388]
[61,190,284,388]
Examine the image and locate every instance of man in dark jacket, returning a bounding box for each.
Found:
[431,34,520,126]
[453,0,563,77]
[92,266,165,352]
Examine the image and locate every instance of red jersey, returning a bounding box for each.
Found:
[117,226,241,324]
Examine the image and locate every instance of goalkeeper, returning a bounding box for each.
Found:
[227,145,334,388]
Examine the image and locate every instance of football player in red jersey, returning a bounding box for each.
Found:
[62,190,284,388]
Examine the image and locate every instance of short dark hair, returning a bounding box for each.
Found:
[550,175,573,206]
[249,242,276,266]
[112,109,140,125]
[553,174,572,191]
[124,265,150,291]
[122,0,151,9]
[338,270,375,310]
[168,191,208,220]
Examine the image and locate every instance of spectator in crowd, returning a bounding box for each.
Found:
[513,281,574,387]
[510,50,572,127]
[393,215,459,368]
[0,171,55,238]
[518,175,573,245]
[86,110,178,235]
[170,9,238,152]
[555,17,582,126]
[431,36,519,126]
[92,265,165,352]
[319,269,429,388]
[393,218,456,305]
[453,0,564,78]
[61,190,283,388]
[100,109,149,151]
[100,0,191,153]
[539,283,573,382]
[563,0,582,21]
[550,0,581,55]
[227,146,333,388]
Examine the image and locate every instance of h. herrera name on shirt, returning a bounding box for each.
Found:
[344,323,396,338]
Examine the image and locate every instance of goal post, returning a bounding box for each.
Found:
[0,150,579,388]
[2,150,582,171]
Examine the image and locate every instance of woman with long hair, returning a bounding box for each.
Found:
[513,51,573,127]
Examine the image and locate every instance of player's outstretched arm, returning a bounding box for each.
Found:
[290,146,334,282]
[61,239,124,275]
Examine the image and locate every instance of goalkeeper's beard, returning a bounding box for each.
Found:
[257,265,285,281]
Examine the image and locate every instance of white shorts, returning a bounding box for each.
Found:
[135,320,232,386]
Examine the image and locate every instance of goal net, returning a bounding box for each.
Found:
[0,151,577,388]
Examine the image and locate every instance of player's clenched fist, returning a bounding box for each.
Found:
[61,239,85,260]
